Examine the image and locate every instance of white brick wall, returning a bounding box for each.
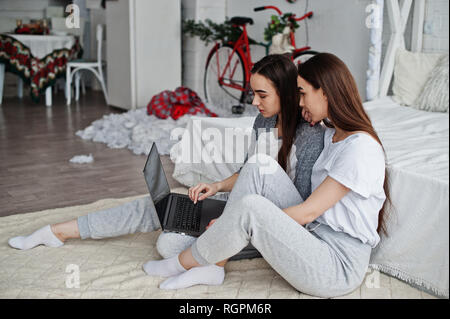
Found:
[181,0,226,99]
[381,0,449,54]
[422,0,449,53]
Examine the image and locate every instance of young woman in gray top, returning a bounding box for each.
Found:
[8,55,325,292]
[189,56,324,209]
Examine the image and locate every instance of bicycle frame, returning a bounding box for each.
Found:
[215,24,252,93]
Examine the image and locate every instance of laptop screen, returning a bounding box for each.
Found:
[143,143,171,205]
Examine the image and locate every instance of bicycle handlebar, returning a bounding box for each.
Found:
[254,5,313,21]
[294,11,313,21]
[253,6,282,15]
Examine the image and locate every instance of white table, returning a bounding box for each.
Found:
[0,34,76,106]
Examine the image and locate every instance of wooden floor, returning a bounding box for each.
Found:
[0,90,184,217]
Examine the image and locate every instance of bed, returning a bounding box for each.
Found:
[360,97,448,298]
[171,1,449,298]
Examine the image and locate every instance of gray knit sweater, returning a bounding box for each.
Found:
[238,113,325,201]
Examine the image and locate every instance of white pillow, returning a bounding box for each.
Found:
[392,49,444,106]
[414,54,449,113]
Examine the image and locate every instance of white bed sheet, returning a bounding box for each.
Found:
[363,97,449,298]
[170,97,449,297]
[363,97,449,181]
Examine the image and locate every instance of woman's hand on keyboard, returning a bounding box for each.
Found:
[188,183,219,204]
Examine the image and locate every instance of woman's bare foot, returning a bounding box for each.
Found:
[51,220,81,242]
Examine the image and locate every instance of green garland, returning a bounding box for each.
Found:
[263,13,299,42]
[182,14,300,45]
[182,18,257,45]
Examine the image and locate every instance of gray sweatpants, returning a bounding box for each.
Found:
[77,194,211,259]
[77,191,225,259]
[77,154,372,298]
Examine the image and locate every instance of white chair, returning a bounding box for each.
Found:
[66,24,108,105]
[51,16,85,96]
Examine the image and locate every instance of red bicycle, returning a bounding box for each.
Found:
[204,5,318,114]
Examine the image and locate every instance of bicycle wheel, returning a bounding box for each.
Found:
[292,50,319,68]
[204,44,247,113]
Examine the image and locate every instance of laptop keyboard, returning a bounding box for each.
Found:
[174,197,202,232]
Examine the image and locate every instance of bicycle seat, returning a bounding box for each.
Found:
[230,16,254,25]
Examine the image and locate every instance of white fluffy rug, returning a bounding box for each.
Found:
[76,104,259,156]
[0,188,433,299]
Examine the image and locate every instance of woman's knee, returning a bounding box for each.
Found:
[242,194,279,213]
[224,194,274,222]
[240,194,264,206]
[242,154,282,180]
[156,232,196,259]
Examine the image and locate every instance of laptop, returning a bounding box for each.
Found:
[143,142,262,260]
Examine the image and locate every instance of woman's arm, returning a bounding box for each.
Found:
[214,172,239,192]
[283,176,350,225]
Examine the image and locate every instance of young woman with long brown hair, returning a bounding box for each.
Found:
[8,55,326,291]
[144,53,390,298]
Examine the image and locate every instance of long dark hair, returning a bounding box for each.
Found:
[298,53,391,236]
[251,54,301,172]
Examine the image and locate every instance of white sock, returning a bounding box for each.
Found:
[143,254,187,277]
[159,265,225,290]
[8,225,64,250]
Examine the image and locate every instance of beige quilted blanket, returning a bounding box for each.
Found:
[0,188,432,299]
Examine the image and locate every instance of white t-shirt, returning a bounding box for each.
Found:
[247,131,297,181]
[311,127,386,248]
